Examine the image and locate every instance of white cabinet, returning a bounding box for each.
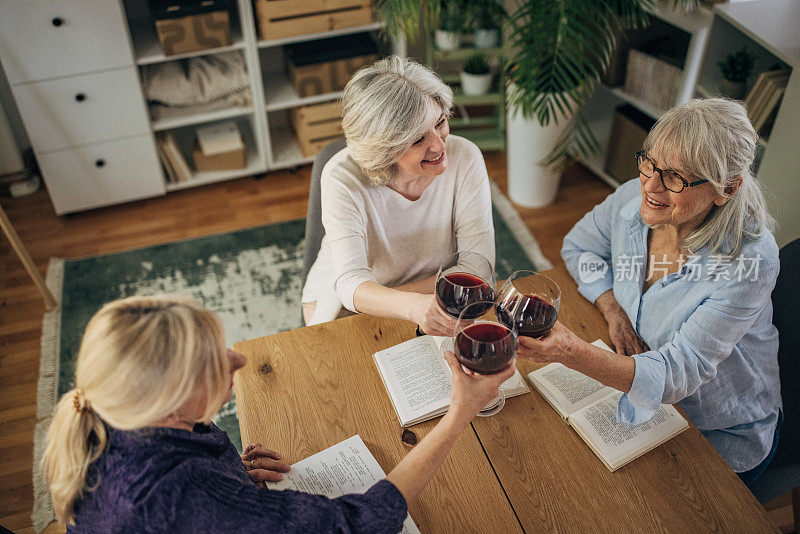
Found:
[0,0,165,214]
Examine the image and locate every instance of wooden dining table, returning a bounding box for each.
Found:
[233,265,777,533]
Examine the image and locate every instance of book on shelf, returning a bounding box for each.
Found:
[743,70,790,134]
[155,142,178,184]
[266,435,420,534]
[157,132,193,183]
[373,335,530,427]
[624,41,683,111]
[527,340,688,471]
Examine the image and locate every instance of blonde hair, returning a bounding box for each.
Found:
[644,98,775,257]
[341,55,453,185]
[41,295,229,525]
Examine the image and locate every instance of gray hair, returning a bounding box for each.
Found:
[643,98,775,257]
[341,55,453,185]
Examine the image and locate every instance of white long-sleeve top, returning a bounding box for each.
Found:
[302,135,495,324]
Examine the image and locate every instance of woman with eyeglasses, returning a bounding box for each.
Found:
[517,98,781,487]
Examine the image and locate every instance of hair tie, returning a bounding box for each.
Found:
[72,388,91,414]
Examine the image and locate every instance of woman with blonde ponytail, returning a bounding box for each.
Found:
[42,295,514,532]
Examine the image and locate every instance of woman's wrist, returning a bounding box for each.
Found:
[442,403,474,430]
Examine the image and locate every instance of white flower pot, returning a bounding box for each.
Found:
[474,28,499,49]
[506,91,573,208]
[460,71,492,95]
[435,30,460,51]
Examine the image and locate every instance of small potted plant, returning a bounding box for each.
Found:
[435,0,466,50]
[718,47,755,99]
[467,0,506,48]
[460,53,493,95]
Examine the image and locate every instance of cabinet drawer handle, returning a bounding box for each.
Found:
[75,93,86,102]
[95,159,105,168]
[51,17,64,27]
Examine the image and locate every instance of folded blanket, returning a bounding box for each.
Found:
[143,51,250,107]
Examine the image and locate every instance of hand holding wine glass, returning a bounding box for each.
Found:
[443,349,516,417]
[452,299,518,416]
[435,251,495,319]
[516,320,584,366]
[495,270,560,339]
[409,293,459,337]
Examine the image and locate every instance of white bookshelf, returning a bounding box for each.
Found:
[117,0,388,195]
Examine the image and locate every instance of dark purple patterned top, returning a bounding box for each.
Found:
[68,423,407,533]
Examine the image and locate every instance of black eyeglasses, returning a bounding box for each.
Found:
[635,150,709,193]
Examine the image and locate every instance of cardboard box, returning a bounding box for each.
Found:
[150,1,232,56]
[193,120,246,171]
[604,104,655,183]
[193,143,246,171]
[255,0,373,41]
[290,101,344,157]
[285,33,378,97]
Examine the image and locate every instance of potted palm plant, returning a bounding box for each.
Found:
[504,0,652,207]
[461,53,493,95]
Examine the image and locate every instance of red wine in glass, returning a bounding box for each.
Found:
[435,272,495,318]
[496,294,558,338]
[455,322,516,374]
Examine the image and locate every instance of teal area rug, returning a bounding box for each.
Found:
[32,181,550,531]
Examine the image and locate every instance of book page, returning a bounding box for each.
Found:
[267,436,420,534]
[526,340,615,417]
[569,391,688,471]
[373,337,451,425]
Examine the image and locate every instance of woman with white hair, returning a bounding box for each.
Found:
[42,295,513,531]
[301,56,494,334]
[517,98,781,486]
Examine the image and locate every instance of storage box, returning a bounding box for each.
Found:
[255,0,373,41]
[193,120,246,171]
[149,0,232,56]
[604,104,656,183]
[285,33,378,97]
[290,101,344,157]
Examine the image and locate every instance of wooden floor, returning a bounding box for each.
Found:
[0,153,791,532]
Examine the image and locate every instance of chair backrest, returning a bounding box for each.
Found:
[771,237,800,467]
[300,137,348,324]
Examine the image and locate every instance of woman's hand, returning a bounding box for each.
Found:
[410,294,459,337]
[241,443,291,487]
[606,310,649,356]
[516,321,583,365]
[594,290,648,356]
[444,350,515,417]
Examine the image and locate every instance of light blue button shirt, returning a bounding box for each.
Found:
[561,180,781,472]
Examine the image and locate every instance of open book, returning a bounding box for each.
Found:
[527,340,688,471]
[267,435,420,534]
[374,335,529,426]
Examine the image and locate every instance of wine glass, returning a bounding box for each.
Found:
[435,251,496,319]
[453,300,518,416]
[495,270,561,339]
